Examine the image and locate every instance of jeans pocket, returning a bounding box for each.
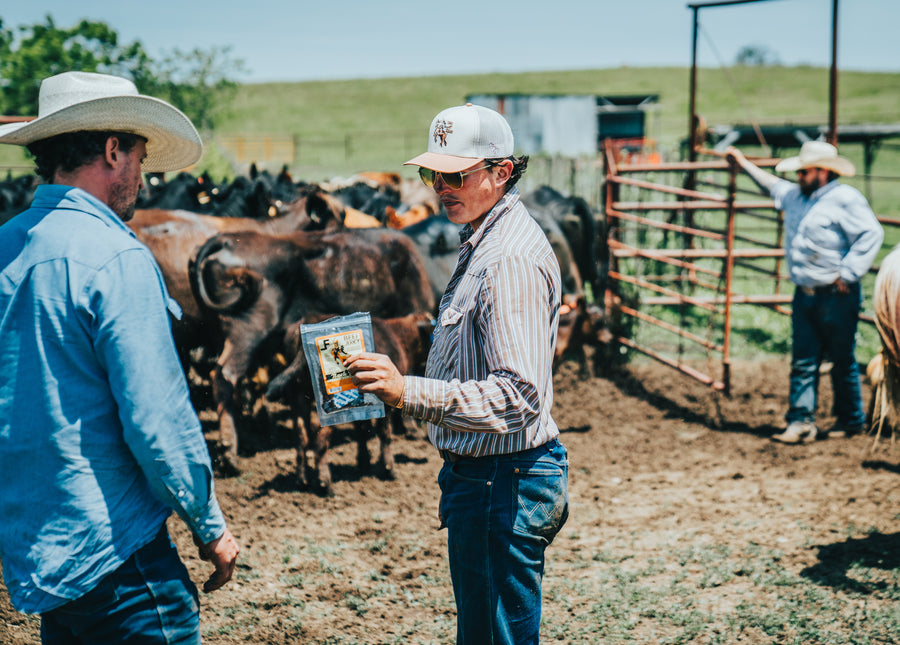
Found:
[439,461,492,530]
[513,466,569,544]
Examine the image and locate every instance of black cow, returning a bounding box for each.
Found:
[401,213,462,308]
[189,227,435,474]
[331,179,402,224]
[401,194,591,312]
[0,174,38,227]
[137,166,302,221]
[137,171,213,212]
[522,185,608,303]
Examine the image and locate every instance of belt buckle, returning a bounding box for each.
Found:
[800,286,815,296]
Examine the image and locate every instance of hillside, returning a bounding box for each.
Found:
[1,66,898,211]
[214,66,898,210]
[224,66,900,142]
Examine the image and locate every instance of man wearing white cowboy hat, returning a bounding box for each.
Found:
[346,103,569,644]
[728,141,884,444]
[0,71,239,643]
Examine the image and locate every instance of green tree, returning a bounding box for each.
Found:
[146,46,246,133]
[0,15,155,116]
[734,44,780,67]
[0,16,245,131]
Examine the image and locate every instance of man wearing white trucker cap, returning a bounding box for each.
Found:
[727,142,883,444]
[0,71,239,643]
[347,103,569,644]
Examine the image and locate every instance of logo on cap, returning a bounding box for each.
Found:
[433,119,453,148]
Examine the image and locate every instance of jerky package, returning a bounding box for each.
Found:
[300,312,385,427]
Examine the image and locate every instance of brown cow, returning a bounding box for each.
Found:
[554,292,623,377]
[385,202,436,230]
[129,185,348,320]
[266,312,433,496]
[127,184,350,368]
[190,227,435,474]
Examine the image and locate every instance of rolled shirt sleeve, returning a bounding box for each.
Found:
[89,248,226,543]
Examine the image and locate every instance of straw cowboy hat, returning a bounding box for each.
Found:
[774,140,855,177]
[0,71,202,173]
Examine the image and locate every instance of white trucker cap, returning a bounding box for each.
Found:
[404,103,514,173]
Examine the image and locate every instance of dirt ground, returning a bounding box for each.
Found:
[3,355,900,644]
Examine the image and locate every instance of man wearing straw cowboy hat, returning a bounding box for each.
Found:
[0,71,239,643]
[727,141,883,444]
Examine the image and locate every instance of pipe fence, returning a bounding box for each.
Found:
[603,140,900,396]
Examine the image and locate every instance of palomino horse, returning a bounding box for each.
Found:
[867,246,900,445]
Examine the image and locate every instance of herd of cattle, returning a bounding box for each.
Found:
[0,166,620,496]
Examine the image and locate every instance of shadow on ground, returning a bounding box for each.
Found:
[802,532,900,594]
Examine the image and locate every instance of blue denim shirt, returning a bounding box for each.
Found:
[771,178,884,288]
[0,185,226,614]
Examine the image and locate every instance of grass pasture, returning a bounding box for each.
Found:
[4,64,898,190]
[1,66,897,365]
[214,66,900,190]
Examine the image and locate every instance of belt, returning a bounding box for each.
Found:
[439,440,559,464]
[799,285,836,296]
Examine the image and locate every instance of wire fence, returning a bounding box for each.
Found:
[213,132,624,208]
[3,128,898,216]
[211,130,900,216]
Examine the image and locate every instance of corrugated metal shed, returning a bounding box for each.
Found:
[466,93,659,157]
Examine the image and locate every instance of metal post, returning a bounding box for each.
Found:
[604,140,620,281]
[722,159,739,396]
[828,0,839,145]
[688,6,699,164]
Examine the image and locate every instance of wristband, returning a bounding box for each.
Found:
[393,382,406,409]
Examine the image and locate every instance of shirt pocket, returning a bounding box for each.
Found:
[798,211,840,251]
[432,305,466,373]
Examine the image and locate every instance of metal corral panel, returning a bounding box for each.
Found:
[466,94,658,157]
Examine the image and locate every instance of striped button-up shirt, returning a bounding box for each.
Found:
[402,188,562,457]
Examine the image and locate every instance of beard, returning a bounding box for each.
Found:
[107,170,139,222]
[799,176,823,197]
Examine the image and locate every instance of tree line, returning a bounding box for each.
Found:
[0,15,244,132]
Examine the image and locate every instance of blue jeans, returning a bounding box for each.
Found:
[438,439,569,645]
[41,525,200,645]
[787,284,865,427]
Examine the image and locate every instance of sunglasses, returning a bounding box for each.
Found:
[418,164,493,189]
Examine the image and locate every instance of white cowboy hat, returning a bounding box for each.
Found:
[0,71,202,173]
[774,140,855,177]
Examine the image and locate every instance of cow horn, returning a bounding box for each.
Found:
[192,236,264,312]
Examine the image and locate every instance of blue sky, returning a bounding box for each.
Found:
[2,0,897,83]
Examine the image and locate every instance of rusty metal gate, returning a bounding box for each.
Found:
[603,142,790,396]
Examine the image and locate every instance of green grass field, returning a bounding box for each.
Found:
[2,65,897,364]
[2,64,897,194]
[209,65,900,189]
